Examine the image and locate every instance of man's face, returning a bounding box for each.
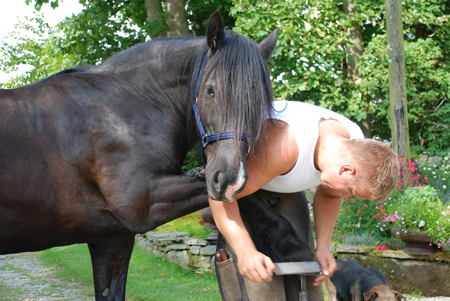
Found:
[321,171,372,200]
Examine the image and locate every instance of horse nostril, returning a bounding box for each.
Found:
[212,170,223,190]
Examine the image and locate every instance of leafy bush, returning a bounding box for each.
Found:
[386,186,450,251]
[415,155,450,203]
[332,197,402,248]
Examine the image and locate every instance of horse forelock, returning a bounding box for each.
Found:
[189,33,274,159]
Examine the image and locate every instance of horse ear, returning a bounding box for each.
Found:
[259,29,279,60]
[206,10,225,53]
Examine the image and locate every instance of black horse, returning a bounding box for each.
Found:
[0,11,278,300]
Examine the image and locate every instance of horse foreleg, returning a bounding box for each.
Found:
[101,174,209,234]
[257,190,324,301]
[238,192,314,263]
[88,233,135,301]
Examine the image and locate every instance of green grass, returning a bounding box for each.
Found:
[154,210,213,239]
[41,243,221,301]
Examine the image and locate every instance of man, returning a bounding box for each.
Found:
[209,100,399,291]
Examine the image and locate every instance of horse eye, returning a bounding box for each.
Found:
[207,88,215,97]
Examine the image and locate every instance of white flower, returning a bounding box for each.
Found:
[443,185,447,189]
[419,220,425,227]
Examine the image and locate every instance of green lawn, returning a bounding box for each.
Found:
[41,243,221,301]
[154,210,213,238]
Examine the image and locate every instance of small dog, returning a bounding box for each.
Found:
[325,258,405,301]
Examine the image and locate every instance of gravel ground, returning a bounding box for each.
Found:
[405,297,450,301]
[0,252,94,301]
[0,252,449,301]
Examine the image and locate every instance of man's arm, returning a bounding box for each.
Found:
[209,197,275,282]
[312,184,342,286]
[209,119,298,283]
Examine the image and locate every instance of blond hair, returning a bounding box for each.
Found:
[344,139,399,203]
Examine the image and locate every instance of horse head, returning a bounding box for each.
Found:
[190,11,279,202]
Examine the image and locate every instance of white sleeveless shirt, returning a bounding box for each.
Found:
[262,100,365,193]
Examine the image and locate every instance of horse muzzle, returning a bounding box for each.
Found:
[205,158,248,202]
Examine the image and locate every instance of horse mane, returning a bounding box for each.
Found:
[184,31,274,160]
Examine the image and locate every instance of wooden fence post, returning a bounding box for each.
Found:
[385,0,411,162]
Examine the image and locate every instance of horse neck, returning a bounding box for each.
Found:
[92,38,203,121]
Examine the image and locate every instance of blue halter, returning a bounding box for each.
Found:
[192,48,247,164]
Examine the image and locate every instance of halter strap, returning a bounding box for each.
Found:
[194,49,209,99]
[192,48,247,164]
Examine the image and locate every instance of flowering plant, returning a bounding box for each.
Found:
[386,185,450,252]
[332,154,450,251]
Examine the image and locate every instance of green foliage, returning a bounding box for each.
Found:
[188,0,235,35]
[182,149,202,172]
[27,0,235,38]
[335,230,404,250]
[417,157,450,202]
[1,0,235,86]
[231,0,450,154]
[41,244,221,300]
[333,198,392,242]
[386,186,450,251]
[0,14,82,88]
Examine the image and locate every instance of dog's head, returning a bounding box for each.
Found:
[364,285,405,301]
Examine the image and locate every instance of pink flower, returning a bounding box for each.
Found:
[364,204,368,208]
[425,177,429,183]
[376,245,388,251]
[357,209,361,213]
[399,154,404,158]
[346,208,349,212]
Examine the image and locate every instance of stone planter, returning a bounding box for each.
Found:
[392,227,437,256]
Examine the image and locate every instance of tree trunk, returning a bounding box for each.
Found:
[385,0,410,160]
[165,0,189,37]
[145,0,167,38]
[343,1,372,138]
[343,2,363,82]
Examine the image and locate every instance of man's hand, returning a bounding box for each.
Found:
[313,247,337,286]
[237,248,275,283]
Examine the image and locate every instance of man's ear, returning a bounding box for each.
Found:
[339,164,355,175]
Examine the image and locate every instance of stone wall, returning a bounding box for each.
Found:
[332,244,450,297]
[135,231,217,271]
[136,233,450,297]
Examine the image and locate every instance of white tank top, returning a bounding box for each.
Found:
[262,100,365,193]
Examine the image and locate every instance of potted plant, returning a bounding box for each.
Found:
[386,185,450,255]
